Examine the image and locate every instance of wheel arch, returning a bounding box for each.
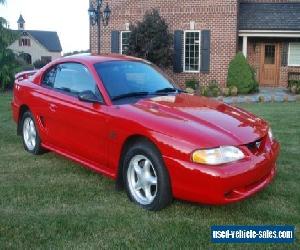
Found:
[115,134,162,190]
[17,104,30,135]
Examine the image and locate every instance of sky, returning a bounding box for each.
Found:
[0,0,90,53]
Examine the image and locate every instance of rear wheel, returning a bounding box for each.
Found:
[21,111,43,155]
[123,140,172,211]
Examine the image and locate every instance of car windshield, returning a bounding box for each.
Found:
[94,61,180,102]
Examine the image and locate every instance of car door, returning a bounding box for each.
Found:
[40,62,109,169]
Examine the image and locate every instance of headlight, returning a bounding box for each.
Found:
[268,128,273,141]
[192,146,245,165]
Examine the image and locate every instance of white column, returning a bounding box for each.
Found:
[242,36,248,58]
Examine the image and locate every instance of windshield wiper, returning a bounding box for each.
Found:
[155,87,184,94]
[111,91,149,101]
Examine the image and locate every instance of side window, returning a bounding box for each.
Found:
[43,63,102,100]
[42,66,57,88]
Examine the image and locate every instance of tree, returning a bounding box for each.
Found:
[227,52,258,94]
[127,9,173,68]
[0,0,21,90]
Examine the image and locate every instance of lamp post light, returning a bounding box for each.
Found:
[88,0,111,54]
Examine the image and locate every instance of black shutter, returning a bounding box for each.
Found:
[111,31,120,53]
[173,30,184,73]
[200,30,211,73]
[281,42,288,67]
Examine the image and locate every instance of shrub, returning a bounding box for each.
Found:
[288,80,300,94]
[227,52,258,94]
[128,9,173,68]
[258,96,265,103]
[185,87,195,94]
[199,80,222,97]
[221,87,230,96]
[0,19,20,90]
[0,49,20,90]
[185,79,199,90]
[33,59,48,69]
[230,86,238,96]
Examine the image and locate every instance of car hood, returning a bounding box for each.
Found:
[128,94,268,148]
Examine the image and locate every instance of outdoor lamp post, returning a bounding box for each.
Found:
[88,0,111,54]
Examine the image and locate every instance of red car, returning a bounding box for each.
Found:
[11,55,280,211]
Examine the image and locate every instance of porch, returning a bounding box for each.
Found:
[238,2,300,87]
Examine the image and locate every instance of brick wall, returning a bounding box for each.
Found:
[90,0,239,87]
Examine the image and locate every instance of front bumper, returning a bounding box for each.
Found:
[163,140,280,205]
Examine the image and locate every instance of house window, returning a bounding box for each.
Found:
[19,38,31,47]
[184,31,201,72]
[288,43,300,66]
[120,31,131,55]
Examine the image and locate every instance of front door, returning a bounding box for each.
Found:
[260,43,280,85]
[39,62,109,169]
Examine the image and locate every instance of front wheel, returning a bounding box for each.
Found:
[21,111,43,155]
[123,140,172,211]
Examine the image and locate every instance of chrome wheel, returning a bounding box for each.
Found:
[127,155,158,205]
[23,117,37,151]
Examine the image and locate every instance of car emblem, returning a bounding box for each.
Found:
[255,141,261,148]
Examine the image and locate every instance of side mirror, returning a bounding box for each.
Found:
[78,91,103,104]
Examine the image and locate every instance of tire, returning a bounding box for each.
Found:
[21,111,43,155]
[123,140,172,211]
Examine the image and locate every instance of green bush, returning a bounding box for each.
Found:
[288,80,300,94]
[227,52,258,94]
[230,86,238,96]
[185,79,199,90]
[128,9,173,68]
[199,80,222,97]
[0,17,21,90]
[33,59,48,69]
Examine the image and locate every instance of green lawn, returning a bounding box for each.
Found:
[0,92,299,249]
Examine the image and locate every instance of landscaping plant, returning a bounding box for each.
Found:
[227,52,258,94]
[288,80,300,94]
[0,1,20,90]
[127,9,173,68]
[185,79,199,91]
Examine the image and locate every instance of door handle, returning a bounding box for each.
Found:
[49,103,57,112]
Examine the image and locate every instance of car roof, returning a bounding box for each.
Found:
[58,54,147,65]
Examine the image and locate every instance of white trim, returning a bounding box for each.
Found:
[242,36,248,58]
[239,30,300,38]
[183,30,201,73]
[288,42,300,67]
[240,30,300,33]
[120,31,131,54]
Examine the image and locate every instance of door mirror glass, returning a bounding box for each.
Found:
[78,90,103,104]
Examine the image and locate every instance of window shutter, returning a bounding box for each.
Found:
[200,30,211,73]
[281,43,289,66]
[173,30,184,73]
[111,31,120,53]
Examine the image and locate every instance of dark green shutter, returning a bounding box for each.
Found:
[200,30,211,73]
[281,42,289,66]
[111,31,120,53]
[173,30,184,73]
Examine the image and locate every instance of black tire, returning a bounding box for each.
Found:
[20,111,44,155]
[123,140,172,211]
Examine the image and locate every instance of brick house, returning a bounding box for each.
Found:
[90,0,300,88]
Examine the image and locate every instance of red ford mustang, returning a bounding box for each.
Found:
[11,55,280,211]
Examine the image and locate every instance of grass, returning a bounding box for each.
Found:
[0,91,299,249]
